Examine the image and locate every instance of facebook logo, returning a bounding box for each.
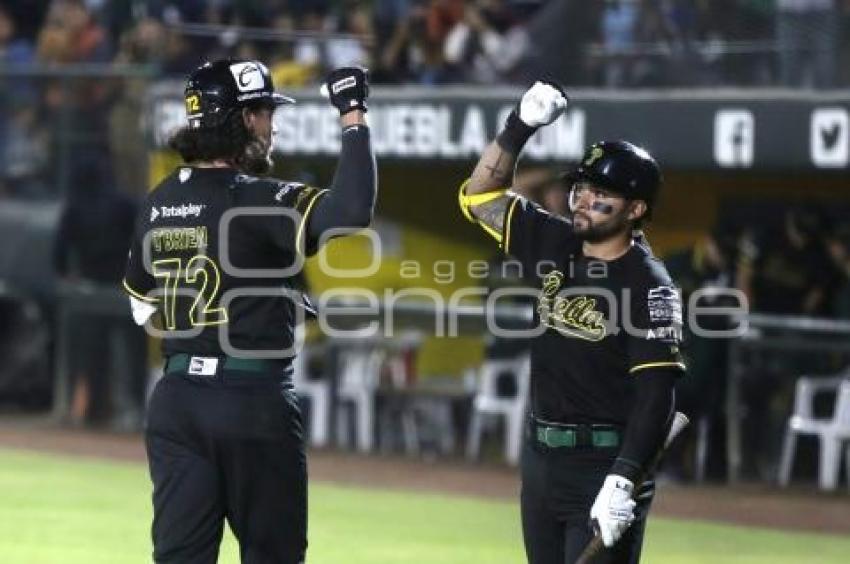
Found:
[714,110,755,168]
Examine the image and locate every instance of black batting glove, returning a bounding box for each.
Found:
[321,67,369,115]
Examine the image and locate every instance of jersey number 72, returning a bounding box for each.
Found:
[152,255,229,330]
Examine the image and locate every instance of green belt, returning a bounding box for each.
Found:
[165,353,270,374]
[535,426,620,449]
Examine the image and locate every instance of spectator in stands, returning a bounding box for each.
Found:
[737,208,841,316]
[667,228,739,306]
[36,0,112,64]
[0,6,37,198]
[737,208,844,480]
[326,1,372,69]
[825,222,850,318]
[513,0,597,86]
[37,0,115,196]
[443,0,529,84]
[290,4,331,83]
[0,6,35,66]
[596,0,725,88]
[665,0,721,86]
[426,0,466,47]
[114,16,167,67]
[213,0,285,28]
[0,101,50,199]
[271,44,319,87]
[717,0,775,85]
[3,1,48,43]
[53,159,146,428]
[108,17,169,198]
[629,0,677,86]
[160,21,198,76]
[664,226,740,479]
[372,0,413,82]
[600,0,639,87]
[776,0,839,88]
[376,0,458,84]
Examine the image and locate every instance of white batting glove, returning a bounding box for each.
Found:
[517,81,568,128]
[589,474,636,548]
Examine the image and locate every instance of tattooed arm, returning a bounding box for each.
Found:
[464,141,518,234]
[459,81,568,240]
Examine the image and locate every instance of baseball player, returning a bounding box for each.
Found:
[459,82,685,563]
[122,60,375,564]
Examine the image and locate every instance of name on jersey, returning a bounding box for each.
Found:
[151,226,209,252]
[151,203,206,222]
[537,271,607,342]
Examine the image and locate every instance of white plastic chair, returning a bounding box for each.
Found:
[778,374,850,491]
[292,347,331,448]
[336,348,386,453]
[466,353,531,466]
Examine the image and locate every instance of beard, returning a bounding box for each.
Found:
[237,135,273,175]
[572,209,631,243]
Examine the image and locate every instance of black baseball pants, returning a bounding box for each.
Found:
[145,368,307,564]
[520,440,653,564]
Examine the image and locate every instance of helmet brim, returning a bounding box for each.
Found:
[271,93,295,105]
[560,167,621,195]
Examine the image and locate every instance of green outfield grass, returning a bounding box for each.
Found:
[0,448,846,563]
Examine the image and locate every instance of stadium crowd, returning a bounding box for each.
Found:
[1,1,848,88]
[1,1,848,200]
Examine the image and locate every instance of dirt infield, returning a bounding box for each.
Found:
[0,418,847,536]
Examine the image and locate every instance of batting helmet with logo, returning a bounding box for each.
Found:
[564,140,662,211]
[183,59,294,129]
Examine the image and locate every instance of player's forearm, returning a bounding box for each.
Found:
[467,108,541,195]
[467,141,518,195]
[610,369,677,482]
[341,109,366,128]
[308,123,376,236]
[467,81,568,197]
[461,81,566,239]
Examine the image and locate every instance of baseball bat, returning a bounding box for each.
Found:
[574,411,690,564]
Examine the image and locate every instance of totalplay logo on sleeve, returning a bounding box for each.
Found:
[160,204,205,219]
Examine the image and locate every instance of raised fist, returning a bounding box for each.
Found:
[320,67,369,115]
[517,80,568,128]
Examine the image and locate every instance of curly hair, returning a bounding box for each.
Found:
[168,106,269,174]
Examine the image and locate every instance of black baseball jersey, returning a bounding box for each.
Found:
[502,195,686,425]
[123,166,326,358]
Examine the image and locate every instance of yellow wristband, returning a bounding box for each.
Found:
[458,180,508,223]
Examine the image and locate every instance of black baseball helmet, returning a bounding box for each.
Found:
[184,59,294,129]
[564,140,662,210]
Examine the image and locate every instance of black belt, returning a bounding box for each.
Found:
[165,353,286,376]
[530,418,621,449]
